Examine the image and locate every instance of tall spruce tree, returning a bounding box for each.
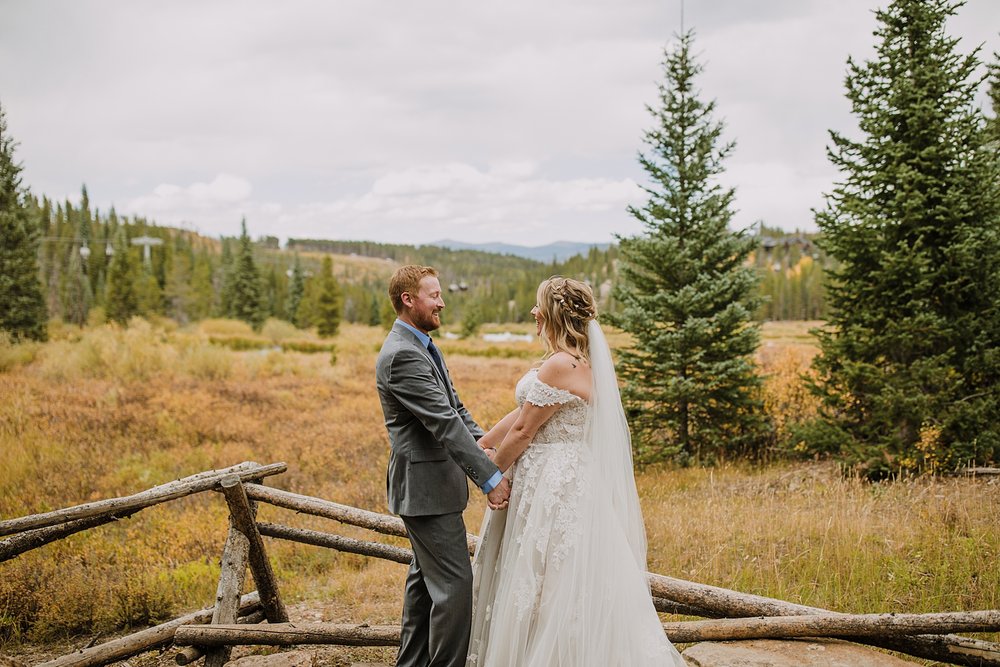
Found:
[230,219,266,331]
[612,31,766,465]
[287,253,305,326]
[808,0,1000,478]
[314,255,342,337]
[105,228,137,324]
[0,103,48,341]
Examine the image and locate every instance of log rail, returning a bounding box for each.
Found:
[5,462,999,667]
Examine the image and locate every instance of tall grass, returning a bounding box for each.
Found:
[1,319,996,662]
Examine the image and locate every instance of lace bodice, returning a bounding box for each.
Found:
[514,368,589,443]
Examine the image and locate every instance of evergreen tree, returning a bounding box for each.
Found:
[286,253,305,326]
[229,219,266,331]
[314,255,342,337]
[807,0,1000,478]
[0,103,48,341]
[612,32,766,464]
[61,192,94,325]
[61,246,92,326]
[189,250,215,321]
[218,238,236,317]
[105,228,137,324]
[988,55,1000,143]
[135,264,163,316]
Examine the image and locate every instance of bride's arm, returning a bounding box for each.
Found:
[478,408,520,450]
[492,402,560,472]
[492,356,578,472]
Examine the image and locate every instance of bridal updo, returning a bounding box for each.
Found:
[536,276,597,362]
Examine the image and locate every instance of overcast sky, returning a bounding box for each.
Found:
[1,1,997,247]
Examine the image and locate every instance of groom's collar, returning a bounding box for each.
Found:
[395,318,431,348]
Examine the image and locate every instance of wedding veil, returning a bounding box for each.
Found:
[584,318,648,569]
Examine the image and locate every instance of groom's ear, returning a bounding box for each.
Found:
[400,291,413,309]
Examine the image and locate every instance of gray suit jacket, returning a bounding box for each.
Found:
[376,322,499,516]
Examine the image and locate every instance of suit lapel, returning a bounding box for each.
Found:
[392,323,454,402]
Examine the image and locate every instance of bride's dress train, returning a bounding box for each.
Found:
[467,360,685,666]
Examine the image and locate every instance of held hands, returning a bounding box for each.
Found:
[487,476,511,511]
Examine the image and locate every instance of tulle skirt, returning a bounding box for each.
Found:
[467,441,685,667]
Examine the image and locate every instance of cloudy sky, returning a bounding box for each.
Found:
[1,1,997,247]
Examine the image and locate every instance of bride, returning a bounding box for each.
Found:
[467,277,685,666]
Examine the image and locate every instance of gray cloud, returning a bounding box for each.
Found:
[1,0,996,245]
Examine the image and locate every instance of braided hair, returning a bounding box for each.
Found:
[536,276,597,362]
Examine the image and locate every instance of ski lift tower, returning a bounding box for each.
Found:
[131,236,164,265]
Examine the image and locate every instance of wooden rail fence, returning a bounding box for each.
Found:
[2,461,999,667]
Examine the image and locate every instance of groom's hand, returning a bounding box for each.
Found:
[487,476,511,510]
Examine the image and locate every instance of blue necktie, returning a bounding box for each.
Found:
[427,339,447,380]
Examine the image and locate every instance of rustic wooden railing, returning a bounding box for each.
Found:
[2,461,999,667]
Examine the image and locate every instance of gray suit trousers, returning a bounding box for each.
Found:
[397,512,474,667]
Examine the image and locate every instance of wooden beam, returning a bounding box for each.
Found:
[0,513,136,563]
[0,462,287,537]
[662,610,1000,643]
[174,623,400,648]
[204,499,258,667]
[257,522,412,564]
[220,477,287,623]
[174,611,265,666]
[647,572,1000,665]
[36,593,261,667]
[241,484,408,539]
[243,484,475,555]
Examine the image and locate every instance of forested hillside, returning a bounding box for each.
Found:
[29,189,829,333]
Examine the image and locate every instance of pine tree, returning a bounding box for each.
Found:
[0,103,48,341]
[286,253,305,326]
[612,31,766,465]
[988,56,1000,143]
[218,238,236,317]
[314,255,342,337]
[189,250,215,321]
[105,228,138,324]
[61,192,93,326]
[807,0,1000,478]
[61,246,91,326]
[229,219,265,331]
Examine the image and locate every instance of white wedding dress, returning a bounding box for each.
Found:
[467,338,686,666]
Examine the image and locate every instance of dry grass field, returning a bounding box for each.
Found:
[1,319,997,665]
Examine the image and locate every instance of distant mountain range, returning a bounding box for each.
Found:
[431,239,611,263]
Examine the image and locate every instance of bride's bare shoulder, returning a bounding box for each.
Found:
[536,352,591,396]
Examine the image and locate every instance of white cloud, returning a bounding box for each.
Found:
[125,173,253,222]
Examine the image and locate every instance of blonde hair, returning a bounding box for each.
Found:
[389,265,438,314]
[536,276,597,361]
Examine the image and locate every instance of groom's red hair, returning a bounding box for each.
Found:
[389,265,439,314]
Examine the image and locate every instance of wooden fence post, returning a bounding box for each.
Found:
[203,495,258,667]
[220,476,288,623]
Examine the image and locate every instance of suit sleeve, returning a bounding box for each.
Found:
[388,347,499,488]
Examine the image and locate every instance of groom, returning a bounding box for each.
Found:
[376,265,511,667]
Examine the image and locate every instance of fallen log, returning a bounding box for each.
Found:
[36,593,261,667]
[174,610,266,666]
[662,610,1000,643]
[174,623,400,647]
[0,462,287,537]
[647,572,1000,665]
[220,477,287,623]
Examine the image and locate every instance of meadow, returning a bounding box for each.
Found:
[0,319,997,665]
